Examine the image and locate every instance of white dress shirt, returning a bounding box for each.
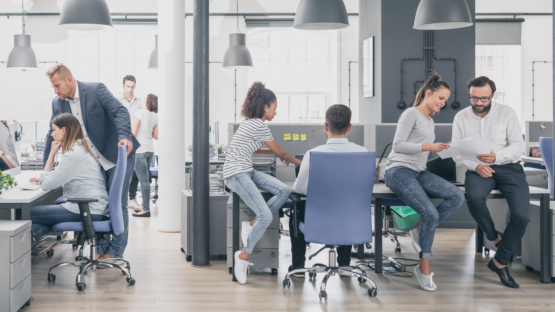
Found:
[118,94,141,122]
[452,102,525,171]
[293,138,368,195]
[68,82,116,171]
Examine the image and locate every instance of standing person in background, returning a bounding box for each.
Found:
[118,75,142,211]
[44,64,139,261]
[131,95,158,218]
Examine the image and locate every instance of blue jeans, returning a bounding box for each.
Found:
[31,205,107,246]
[96,150,136,258]
[385,166,465,259]
[224,170,291,254]
[135,152,154,212]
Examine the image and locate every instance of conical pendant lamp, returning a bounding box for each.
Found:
[7,0,37,69]
[148,35,158,69]
[414,0,473,30]
[59,0,113,31]
[293,0,349,30]
[222,0,253,69]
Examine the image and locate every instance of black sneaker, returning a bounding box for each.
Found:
[288,265,305,278]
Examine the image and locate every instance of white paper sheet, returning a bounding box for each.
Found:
[437,137,491,165]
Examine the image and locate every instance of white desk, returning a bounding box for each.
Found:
[0,171,62,220]
[522,156,545,165]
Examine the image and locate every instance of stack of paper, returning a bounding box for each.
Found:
[437,137,491,165]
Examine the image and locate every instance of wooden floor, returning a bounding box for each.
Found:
[25,207,555,312]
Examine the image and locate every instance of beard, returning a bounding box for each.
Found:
[472,102,492,114]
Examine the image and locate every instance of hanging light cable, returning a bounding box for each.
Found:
[6,0,37,70]
[222,0,253,68]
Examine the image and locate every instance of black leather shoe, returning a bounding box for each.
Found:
[133,211,150,218]
[495,231,517,263]
[487,258,519,288]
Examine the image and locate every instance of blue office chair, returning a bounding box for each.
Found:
[46,145,136,291]
[150,155,158,203]
[284,152,378,299]
[539,137,553,198]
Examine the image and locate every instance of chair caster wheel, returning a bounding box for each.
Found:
[186,255,192,262]
[484,248,490,254]
[366,243,372,249]
[526,265,534,272]
[46,250,54,257]
[75,256,89,261]
[319,291,327,300]
[127,277,136,286]
[358,277,366,284]
[72,244,78,250]
[47,273,56,282]
[395,247,401,254]
[76,283,86,291]
[271,268,278,275]
[181,247,185,253]
[229,267,233,274]
[309,272,316,279]
[368,288,377,297]
[282,279,291,288]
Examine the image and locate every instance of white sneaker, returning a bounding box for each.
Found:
[414,264,437,291]
[128,199,141,209]
[234,251,251,285]
[409,228,422,254]
[241,222,253,249]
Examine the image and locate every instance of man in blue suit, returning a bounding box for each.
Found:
[44,64,139,260]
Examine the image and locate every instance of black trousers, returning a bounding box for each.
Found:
[465,164,530,265]
[289,201,352,268]
[129,170,139,200]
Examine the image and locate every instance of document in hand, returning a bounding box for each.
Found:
[437,137,492,165]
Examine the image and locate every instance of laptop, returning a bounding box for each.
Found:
[426,158,464,186]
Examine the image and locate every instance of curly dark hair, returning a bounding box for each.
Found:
[241,82,277,119]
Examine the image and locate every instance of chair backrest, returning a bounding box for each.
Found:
[539,137,553,198]
[303,152,375,245]
[109,145,128,235]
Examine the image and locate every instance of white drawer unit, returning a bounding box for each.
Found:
[0,220,32,312]
[521,201,555,279]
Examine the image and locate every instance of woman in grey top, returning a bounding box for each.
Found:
[29,113,109,242]
[384,74,465,292]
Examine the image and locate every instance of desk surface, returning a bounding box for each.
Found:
[522,156,545,165]
[0,171,52,204]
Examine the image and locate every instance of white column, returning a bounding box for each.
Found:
[157,0,185,232]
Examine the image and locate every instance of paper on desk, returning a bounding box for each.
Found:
[437,137,492,165]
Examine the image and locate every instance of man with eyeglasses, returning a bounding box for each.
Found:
[452,76,527,289]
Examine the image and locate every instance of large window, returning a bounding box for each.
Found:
[75,30,158,97]
[475,45,522,120]
[247,29,336,123]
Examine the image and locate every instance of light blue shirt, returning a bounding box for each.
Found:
[39,140,109,216]
[293,138,368,195]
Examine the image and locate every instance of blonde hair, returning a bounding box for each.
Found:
[413,72,451,108]
[51,113,93,156]
[45,63,73,79]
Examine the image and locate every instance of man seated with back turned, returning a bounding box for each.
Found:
[289,104,367,277]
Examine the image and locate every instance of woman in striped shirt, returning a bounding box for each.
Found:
[224,82,301,285]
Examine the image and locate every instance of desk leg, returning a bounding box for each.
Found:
[21,204,31,220]
[232,192,239,282]
[475,225,484,253]
[540,194,550,284]
[374,198,383,273]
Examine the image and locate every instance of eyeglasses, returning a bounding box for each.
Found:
[469,95,493,103]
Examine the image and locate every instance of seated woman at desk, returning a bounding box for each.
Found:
[224,81,301,285]
[384,73,465,292]
[29,113,109,244]
[130,94,158,218]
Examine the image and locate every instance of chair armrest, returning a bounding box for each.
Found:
[289,193,306,238]
[67,198,99,203]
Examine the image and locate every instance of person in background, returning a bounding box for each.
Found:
[30,113,109,244]
[224,82,301,285]
[131,94,158,218]
[384,73,465,292]
[44,64,139,261]
[118,75,142,211]
[452,76,528,289]
[288,104,366,278]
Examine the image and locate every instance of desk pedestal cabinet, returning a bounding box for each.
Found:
[522,202,555,281]
[0,221,31,312]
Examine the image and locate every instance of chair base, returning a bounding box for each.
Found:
[46,239,135,291]
[282,247,378,299]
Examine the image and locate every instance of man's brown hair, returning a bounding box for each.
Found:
[45,63,73,79]
[326,104,352,134]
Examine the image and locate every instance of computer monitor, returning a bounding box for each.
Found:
[0,120,21,176]
[426,157,458,183]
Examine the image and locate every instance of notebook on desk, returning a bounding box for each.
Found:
[19,183,41,191]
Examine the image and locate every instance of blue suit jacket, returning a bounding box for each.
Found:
[44,81,139,166]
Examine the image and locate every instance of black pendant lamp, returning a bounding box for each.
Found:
[293,0,349,30]
[414,0,473,30]
[59,0,113,30]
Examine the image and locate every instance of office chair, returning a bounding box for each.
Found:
[150,155,158,203]
[46,145,136,291]
[284,152,378,299]
[539,137,553,198]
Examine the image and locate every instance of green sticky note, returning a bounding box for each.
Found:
[292,134,300,141]
[284,133,292,141]
[301,134,307,141]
